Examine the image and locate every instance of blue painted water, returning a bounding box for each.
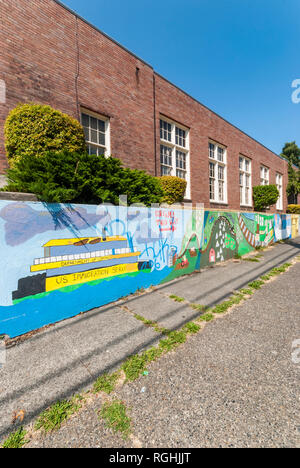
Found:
[0,268,171,338]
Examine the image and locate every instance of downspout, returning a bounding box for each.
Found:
[153,73,157,176]
[75,16,80,120]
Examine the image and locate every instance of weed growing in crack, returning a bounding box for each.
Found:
[182,322,201,334]
[169,295,185,303]
[100,400,131,439]
[2,427,28,448]
[248,280,265,290]
[93,372,119,394]
[35,397,82,432]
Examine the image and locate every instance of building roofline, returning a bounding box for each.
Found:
[53,0,153,69]
[54,0,288,166]
[155,72,288,164]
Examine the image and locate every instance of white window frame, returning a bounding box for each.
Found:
[81,108,111,157]
[239,155,252,207]
[260,165,269,186]
[208,140,227,204]
[160,116,191,199]
[276,173,283,210]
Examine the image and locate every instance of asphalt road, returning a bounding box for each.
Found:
[22,240,300,448]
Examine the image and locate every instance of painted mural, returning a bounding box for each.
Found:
[274,214,292,242]
[291,214,300,239]
[0,200,297,338]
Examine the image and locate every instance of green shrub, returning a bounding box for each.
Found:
[3,150,163,205]
[252,185,279,212]
[158,176,187,204]
[4,103,86,162]
[287,204,300,214]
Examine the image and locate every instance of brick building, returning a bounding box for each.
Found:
[0,0,294,211]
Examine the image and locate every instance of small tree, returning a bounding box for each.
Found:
[286,162,300,204]
[252,185,279,212]
[158,176,187,204]
[281,141,300,168]
[281,142,300,204]
[4,103,86,162]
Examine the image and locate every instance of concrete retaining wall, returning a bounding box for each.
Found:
[0,199,297,338]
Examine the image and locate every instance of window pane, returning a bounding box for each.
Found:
[217,147,224,162]
[82,113,89,127]
[176,127,186,147]
[81,113,108,154]
[98,132,105,146]
[160,120,171,142]
[218,165,224,181]
[83,127,89,140]
[98,120,105,132]
[245,187,249,205]
[219,181,224,201]
[160,145,172,166]
[176,150,186,170]
[90,117,98,130]
[88,144,97,155]
[209,143,215,159]
[161,165,172,176]
[239,157,243,170]
[90,129,98,143]
[209,162,215,178]
[209,179,215,200]
[176,169,186,179]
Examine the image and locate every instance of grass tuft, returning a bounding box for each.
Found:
[169,295,185,303]
[191,304,210,312]
[239,288,254,295]
[100,400,131,439]
[134,314,169,335]
[260,274,271,281]
[35,397,81,432]
[198,313,214,322]
[248,280,265,290]
[159,330,187,352]
[2,427,28,448]
[122,354,148,382]
[182,322,201,334]
[93,372,119,394]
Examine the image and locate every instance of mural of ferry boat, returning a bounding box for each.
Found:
[12,236,152,302]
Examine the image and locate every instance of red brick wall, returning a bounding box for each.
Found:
[154,74,289,213]
[0,0,156,175]
[0,0,290,212]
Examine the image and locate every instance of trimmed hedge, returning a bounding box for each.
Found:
[287,204,300,214]
[4,103,86,161]
[252,185,279,212]
[159,176,187,205]
[2,150,164,206]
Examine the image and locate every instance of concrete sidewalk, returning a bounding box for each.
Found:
[1,238,300,443]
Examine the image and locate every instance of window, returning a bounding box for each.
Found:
[160,145,173,175]
[160,118,190,198]
[260,165,269,186]
[239,156,252,206]
[176,150,187,179]
[175,127,186,147]
[208,141,227,203]
[81,110,110,156]
[276,173,283,210]
[160,120,172,142]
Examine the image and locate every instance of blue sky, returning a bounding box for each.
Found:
[61,0,300,155]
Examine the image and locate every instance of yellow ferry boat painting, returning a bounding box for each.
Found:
[12,236,152,303]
